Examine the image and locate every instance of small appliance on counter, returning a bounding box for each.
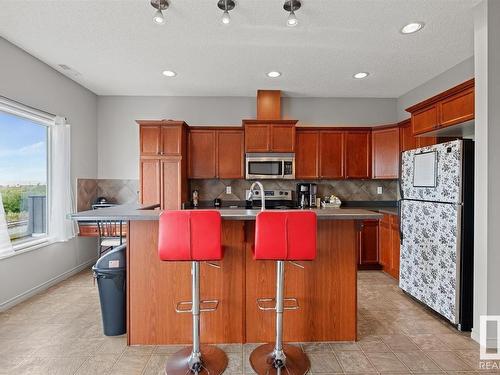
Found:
[296,183,317,208]
[92,197,116,210]
[245,189,296,209]
[192,190,199,208]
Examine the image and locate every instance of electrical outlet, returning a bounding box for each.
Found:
[226,186,232,194]
[377,186,383,195]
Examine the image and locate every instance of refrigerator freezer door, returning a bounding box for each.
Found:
[399,200,461,324]
[401,140,462,203]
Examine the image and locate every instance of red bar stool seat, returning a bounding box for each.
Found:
[158,210,227,375]
[250,211,317,375]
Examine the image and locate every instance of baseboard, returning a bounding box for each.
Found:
[0,257,97,312]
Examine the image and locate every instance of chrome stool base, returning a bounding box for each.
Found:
[165,345,228,375]
[249,343,310,375]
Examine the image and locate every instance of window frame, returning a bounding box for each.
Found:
[0,97,56,254]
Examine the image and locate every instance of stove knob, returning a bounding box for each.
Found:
[279,191,284,195]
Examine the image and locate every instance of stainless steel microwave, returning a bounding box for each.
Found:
[245,153,295,180]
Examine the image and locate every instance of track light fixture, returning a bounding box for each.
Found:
[151,0,169,25]
[217,0,235,25]
[283,0,301,27]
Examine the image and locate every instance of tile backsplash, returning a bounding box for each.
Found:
[189,179,398,203]
[76,179,138,211]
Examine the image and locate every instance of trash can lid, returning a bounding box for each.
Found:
[95,244,126,270]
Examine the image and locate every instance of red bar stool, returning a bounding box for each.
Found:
[158,210,228,375]
[250,211,317,375]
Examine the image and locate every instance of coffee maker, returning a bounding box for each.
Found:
[296,183,318,208]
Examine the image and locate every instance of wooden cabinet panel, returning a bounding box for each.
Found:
[416,136,437,148]
[358,220,379,269]
[245,124,270,152]
[161,158,183,210]
[295,131,319,179]
[412,105,438,135]
[271,125,295,152]
[78,224,99,237]
[439,88,474,128]
[389,216,400,280]
[399,120,417,152]
[140,126,161,156]
[319,131,344,179]
[217,130,244,179]
[372,127,400,179]
[379,217,391,268]
[188,130,216,179]
[344,131,371,179]
[140,159,161,205]
[161,126,182,155]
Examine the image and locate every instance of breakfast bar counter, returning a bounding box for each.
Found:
[72,206,382,345]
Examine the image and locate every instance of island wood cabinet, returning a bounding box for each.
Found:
[379,214,400,280]
[188,128,244,179]
[407,79,474,136]
[138,120,188,210]
[372,126,400,179]
[358,220,380,269]
[244,120,297,153]
[344,131,371,179]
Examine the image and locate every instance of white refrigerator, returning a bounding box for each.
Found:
[399,139,474,331]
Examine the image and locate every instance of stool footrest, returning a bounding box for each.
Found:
[200,299,219,312]
[175,299,220,313]
[256,297,300,311]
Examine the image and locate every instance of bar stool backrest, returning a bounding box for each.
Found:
[158,210,222,261]
[254,211,317,261]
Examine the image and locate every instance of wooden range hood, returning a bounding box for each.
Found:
[256,89,282,120]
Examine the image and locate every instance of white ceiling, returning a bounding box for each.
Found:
[0,0,478,98]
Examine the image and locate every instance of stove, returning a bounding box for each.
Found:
[245,189,298,209]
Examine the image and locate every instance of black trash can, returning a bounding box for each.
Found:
[92,244,126,336]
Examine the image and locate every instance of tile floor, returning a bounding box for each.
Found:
[0,270,497,374]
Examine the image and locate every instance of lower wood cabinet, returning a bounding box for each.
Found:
[358,220,380,269]
[379,214,400,280]
[357,214,400,279]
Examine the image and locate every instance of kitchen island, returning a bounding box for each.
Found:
[72,205,382,345]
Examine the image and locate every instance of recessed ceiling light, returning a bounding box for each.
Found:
[401,22,424,34]
[162,70,177,77]
[353,72,369,79]
[267,71,281,78]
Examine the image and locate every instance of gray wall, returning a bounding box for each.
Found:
[397,57,474,121]
[0,38,98,309]
[97,96,397,179]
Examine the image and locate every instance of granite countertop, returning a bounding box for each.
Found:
[71,203,383,221]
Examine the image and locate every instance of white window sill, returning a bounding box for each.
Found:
[0,237,56,261]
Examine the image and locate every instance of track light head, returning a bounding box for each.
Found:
[151,0,169,25]
[217,0,235,25]
[283,0,301,27]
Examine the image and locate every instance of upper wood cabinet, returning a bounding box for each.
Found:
[137,120,188,210]
[188,130,217,178]
[295,131,319,179]
[407,79,475,136]
[244,124,270,152]
[244,120,297,153]
[188,128,244,179]
[344,131,371,179]
[140,125,162,156]
[271,124,296,152]
[140,123,184,157]
[372,126,400,179]
[319,131,344,179]
[217,130,245,179]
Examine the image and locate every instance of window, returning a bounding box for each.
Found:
[0,111,49,247]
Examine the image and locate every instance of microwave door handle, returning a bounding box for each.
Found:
[282,161,285,178]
